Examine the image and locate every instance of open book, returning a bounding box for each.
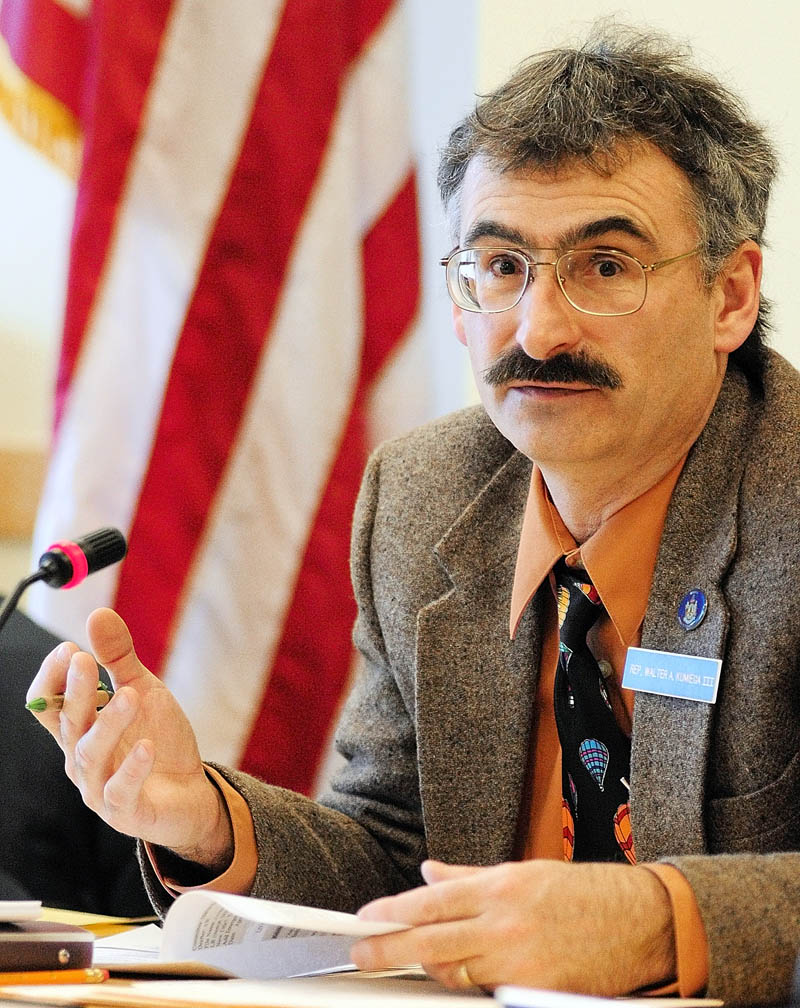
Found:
[97,890,409,981]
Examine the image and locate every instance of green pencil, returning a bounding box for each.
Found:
[26,685,113,713]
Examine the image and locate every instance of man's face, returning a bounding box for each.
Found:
[452,146,740,478]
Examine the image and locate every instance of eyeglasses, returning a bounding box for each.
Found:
[440,246,700,317]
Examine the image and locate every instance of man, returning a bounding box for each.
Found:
[27,24,799,1005]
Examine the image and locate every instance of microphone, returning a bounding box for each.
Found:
[0,528,127,637]
[37,528,127,589]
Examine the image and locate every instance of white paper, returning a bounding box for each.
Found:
[161,891,409,980]
[0,900,41,922]
[95,892,409,981]
[94,923,162,965]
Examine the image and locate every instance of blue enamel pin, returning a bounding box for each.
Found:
[677,588,708,631]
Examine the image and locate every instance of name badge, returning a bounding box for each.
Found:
[622,646,721,704]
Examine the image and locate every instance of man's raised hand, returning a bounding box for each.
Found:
[27,607,233,872]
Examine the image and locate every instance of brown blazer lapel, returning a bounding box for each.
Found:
[631,367,757,860]
[414,450,540,867]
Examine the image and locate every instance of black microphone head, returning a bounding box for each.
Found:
[76,527,128,574]
[38,527,128,589]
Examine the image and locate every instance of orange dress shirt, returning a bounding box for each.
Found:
[511,460,708,996]
[151,457,710,996]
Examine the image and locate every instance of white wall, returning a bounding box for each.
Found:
[0,116,71,451]
[406,0,479,416]
[477,0,800,369]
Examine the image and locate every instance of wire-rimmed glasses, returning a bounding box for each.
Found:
[440,246,700,317]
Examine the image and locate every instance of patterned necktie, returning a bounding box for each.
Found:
[552,557,635,864]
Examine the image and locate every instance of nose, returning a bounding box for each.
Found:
[512,264,583,360]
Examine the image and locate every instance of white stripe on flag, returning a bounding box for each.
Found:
[354,5,429,450]
[28,0,283,642]
[162,6,416,765]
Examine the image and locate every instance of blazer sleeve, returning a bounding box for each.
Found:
[141,444,426,916]
[663,849,800,1004]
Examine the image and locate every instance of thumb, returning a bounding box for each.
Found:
[86,607,149,688]
[421,860,483,885]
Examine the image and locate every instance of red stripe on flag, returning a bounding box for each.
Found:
[361,175,421,378]
[239,173,420,793]
[112,0,396,677]
[1,0,87,115]
[54,0,173,427]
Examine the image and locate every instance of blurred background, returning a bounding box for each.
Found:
[0,0,797,794]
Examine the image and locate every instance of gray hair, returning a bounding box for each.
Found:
[437,23,778,391]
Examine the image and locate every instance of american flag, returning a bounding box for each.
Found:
[1,0,424,796]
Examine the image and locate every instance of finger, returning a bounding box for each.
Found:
[59,650,108,753]
[421,860,483,885]
[71,686,140,806]
[351,918,480,973]
[102,738,155,829]
[26,640,79,733]
[357,875,480,925]
[424,958,489,992]
[27,639,78,697]
[86,608,150,689]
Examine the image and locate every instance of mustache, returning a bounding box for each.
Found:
[482,348,623,390]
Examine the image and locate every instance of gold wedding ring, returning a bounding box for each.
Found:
[455,962,475,989]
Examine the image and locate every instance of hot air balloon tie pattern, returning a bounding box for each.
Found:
[552,557,634,863]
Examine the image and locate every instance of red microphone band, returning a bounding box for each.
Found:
[46,540,90,589]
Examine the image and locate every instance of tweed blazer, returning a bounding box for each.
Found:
[145,350,799,1006]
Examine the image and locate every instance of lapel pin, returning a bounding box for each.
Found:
[677,588,708,631]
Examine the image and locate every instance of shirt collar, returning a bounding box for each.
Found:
[510,457,686,644]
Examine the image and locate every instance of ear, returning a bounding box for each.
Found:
[452,302,468,347]
[712,240,762,354]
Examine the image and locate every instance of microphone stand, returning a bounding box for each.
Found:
[0,570,47,637]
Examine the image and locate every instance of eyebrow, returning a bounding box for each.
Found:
[463,220,529,247]
[463,215,654,251]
